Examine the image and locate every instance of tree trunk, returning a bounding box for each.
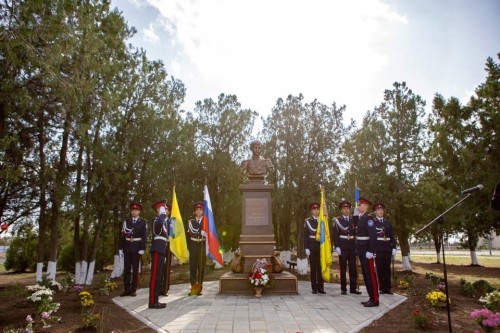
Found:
[47,112,71,279]
[36,112,48,282]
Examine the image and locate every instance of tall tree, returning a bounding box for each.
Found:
[262,94,347,260]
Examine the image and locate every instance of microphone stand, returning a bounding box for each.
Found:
[415,193,472,333]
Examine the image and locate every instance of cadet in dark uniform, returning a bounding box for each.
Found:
[333,200,361,295]
[119,202,147,297]
[355,197,379,307]
[304,202,325,294]
[187,201,206,296]
[148,200,171,309]
[373,203,397,295]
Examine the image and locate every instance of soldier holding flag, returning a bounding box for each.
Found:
[355,197,379,307]
[148,200,171,309]
[187,201,206,296]
[305,201,325,294]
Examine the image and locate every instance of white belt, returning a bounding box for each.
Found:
[377,237,390,241]
[308,235,316,239]
[356,236,369,240]
[340,235,355,240]
[190,237,205,242]
[154,236,168,241]
[126,237,142,242]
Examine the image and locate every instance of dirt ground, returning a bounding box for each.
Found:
[0,260,499,333]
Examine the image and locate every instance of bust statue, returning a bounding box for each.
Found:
[241,140,273,183]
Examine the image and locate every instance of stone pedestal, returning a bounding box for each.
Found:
[219,182,298,295]
[239,183,275,272]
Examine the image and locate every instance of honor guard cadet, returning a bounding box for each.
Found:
[373,203,397,295]
[304,201,325,294]
[187,201,207,296]
[333,200,361,295]
[119,202,147,297]
[148,200,171,309]
[355,197,379,307]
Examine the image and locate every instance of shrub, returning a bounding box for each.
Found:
[473,280,494,295]
[461,281,475,297]
[480,290,500,313]
[410,309,436,331]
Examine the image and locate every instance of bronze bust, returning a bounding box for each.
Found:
[241,140,273,183]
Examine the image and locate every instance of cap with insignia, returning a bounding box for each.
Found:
[130,202,142,210]
[152,200,170,211]
[373,202,385,210]
[193,201,204,210]
[338,200,352,209]
[358,197,372,206]
[309,201,320,210]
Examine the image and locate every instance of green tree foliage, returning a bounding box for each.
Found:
[188,93,258,250]
[4,223,38,272]
[262,94,347,254]
[428,54,500,255]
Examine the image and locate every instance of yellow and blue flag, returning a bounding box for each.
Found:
[354,181,360,207]
[316,186,332,282]
[169,186,189,263]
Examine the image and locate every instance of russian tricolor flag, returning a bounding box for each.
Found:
[202,185,224,266]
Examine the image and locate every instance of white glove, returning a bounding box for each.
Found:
[305,249,310,257]
[119,249,124,258]
[336,247,341,255]
[201,230,207,237]
[138,250,144,255]
[159,206,166,215]
[392,248,397,257]
[353,207,360,217]
[366,252,374,259]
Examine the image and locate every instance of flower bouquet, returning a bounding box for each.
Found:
[249,258,273,297]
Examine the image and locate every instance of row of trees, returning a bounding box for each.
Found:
[1,0,499,282]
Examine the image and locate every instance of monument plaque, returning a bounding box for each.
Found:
[245,198,268,226]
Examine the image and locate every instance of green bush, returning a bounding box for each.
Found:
[472,279,494,295]
[4,224,38,272]
[461,281,475,297]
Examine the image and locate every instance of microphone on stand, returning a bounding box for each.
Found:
[461,184,484,195]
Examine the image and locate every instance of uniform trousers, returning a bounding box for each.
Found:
[309,249,324,292]
[188,240,206,288]
[359,255,379,304]
[123,252,141,292]
[376,251,392,292]
[149,252,165,305]
[339,248,357,292]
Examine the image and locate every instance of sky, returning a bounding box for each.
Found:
[110,0,500,127]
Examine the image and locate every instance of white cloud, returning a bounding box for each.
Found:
[138,0,408,120]
[143,22,160,43]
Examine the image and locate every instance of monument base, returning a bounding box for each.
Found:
[219,271,298,295]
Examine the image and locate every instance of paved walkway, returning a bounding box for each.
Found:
[113,281,406,333]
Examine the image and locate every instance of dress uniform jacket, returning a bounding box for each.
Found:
[120,217,147,254]
[304,217,324,293]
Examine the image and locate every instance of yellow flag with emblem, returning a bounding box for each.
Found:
[169,186,189,263]
[316,185,332,282]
